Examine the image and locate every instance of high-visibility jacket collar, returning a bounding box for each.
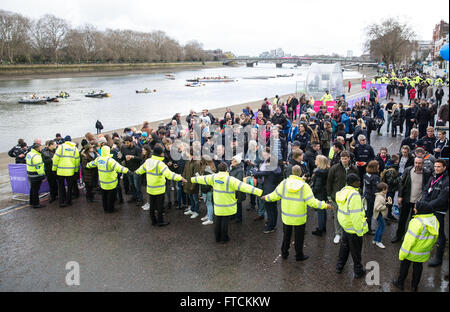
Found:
[151,155,164,161]
[286,175,305,192]
[215,172,229,178]
[413,214,439,236]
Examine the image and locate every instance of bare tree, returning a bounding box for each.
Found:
[32,14,69,63]
[0,10,31,63]
[364,17,416,65]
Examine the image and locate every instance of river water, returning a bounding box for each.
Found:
[0,63,362,152]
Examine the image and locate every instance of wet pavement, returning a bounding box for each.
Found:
[0,93,448,292]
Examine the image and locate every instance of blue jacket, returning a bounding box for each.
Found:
[341,113,351,133]
[288,125,299,143]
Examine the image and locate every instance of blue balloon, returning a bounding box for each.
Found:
[440,43,449,61]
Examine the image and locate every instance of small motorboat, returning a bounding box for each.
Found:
[85,91,110,98]
[165,74,175,80]
[46,97,59,102]
[185,82,204,87]
[186,79,199,82]
[136,88,152,93]
[276,73,294,78]
[18,97,47,104]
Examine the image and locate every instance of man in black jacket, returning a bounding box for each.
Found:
[404,101,418,138]
[423,159,449,267]
[121,136,143,205]
[417,126,437,155]
[416,102,431,138]
[353,135,375,184]
[272,107,288,133]
[285,149,309,181]
[400,128,419,152]
[392,157,432,243]
[435,87,444,106]
[8,140,28,164]
[303,142,320,177]
[41,140,59,203]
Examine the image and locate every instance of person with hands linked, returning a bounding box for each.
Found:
[135,143,187,226]
[262,165,333,261]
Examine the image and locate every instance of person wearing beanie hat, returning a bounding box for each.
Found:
[52,135,80,207]
[230,153,244,223]
[87,146,130,213]
[392,201,439,291]
[335,172,368,278]
[80,142,99,203]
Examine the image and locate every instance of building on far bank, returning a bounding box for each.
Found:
[432,20,449,60]
[411,40,432,62]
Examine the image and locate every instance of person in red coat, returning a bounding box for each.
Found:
[408,87,416,104]
[348,81,351,93]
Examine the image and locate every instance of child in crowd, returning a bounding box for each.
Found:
[373,182,390,249]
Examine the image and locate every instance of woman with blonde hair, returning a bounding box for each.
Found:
[311,155,330,236]
[353,118,368,145]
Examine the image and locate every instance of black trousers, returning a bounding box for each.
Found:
[337,231,364,274]
[149,193,165,224]
[101,188,116,212]
[215,215,230,242]
[397,259,423,289]
[281,223,305,258]
[265,201,278,230]
[85,182,94,201]
[396,202,414,239]
[46,171,58,200]
[57,175,76,205]
[29,178,42,206]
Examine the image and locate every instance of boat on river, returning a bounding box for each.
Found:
[185,82,204,87]
[165,74,175,80]
[187,76,236,83]
[85,91,110,98]
[46,97,59,102]
[18,96,47,104]
[135,88,153,93]
[276,73,294,77]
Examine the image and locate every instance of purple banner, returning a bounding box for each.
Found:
[9,164,49,195]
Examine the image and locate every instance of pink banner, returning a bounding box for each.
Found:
[314,101,335,113]
[361,81,366,89]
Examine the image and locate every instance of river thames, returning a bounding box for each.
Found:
[0,63,362,151]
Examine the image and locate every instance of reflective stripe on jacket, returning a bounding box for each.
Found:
[26,148,45,177]
[336,186,368,236]
[135,155,182,195]
[52,142,80,176]
[265,175,326,226]
[399,214,439,262]
[192,172,262,216]
[87,155,128,190]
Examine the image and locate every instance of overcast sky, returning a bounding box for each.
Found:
[2,0,449,56]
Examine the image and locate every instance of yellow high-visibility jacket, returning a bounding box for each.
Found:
[191,171,262,216]
[264,175,327,226]
[135,155,182,195]
[336,185,368,236]
[399,214,439,262]
[52,141,80,176]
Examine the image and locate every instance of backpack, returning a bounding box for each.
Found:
[367,117,377,131]
[381,168,400,191]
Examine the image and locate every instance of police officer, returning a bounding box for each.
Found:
[263,165,332,261]
[52,136,80,207]
[320,90,333,105]
[392,202,439,291]
[26,141,46,208]
[335,173,368,278]
[191,161,262,243]
[87,146,130,213]
[135,144,186,226]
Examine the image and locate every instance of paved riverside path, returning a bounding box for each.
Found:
[0,92,448,292]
